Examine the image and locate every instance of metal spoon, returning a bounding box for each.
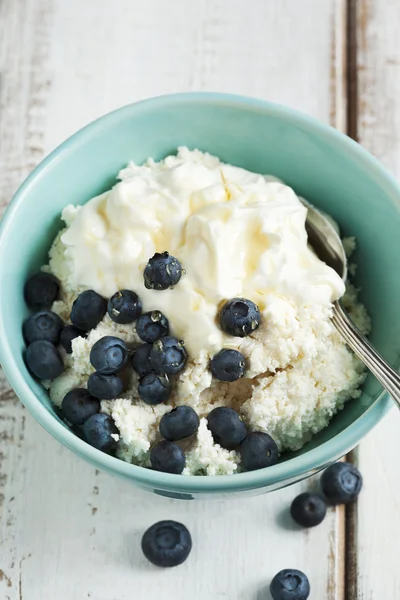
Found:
[302,198,400,407]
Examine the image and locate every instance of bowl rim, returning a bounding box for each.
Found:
[0,91,396,493]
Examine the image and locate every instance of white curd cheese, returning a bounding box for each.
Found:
[46,148,370,475]
[50,147,344,357]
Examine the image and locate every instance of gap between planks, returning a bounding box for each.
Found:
[329,1,360,598]
[344,2,360,600]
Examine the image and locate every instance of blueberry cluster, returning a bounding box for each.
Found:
[22,272,118,453]
[150,405,200,474]
[206,406,279,471]
[23,253,191,456]
[23,272,66,380]
[289,462,363,530]
[23,256,280,475]
[209,297,261,382]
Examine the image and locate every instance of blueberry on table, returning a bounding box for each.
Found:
[131,343,153,377]
[70,290,107,332]
[219,298,261,337]
[141,520,192,567]
[23,310,64,345]
[240,431,278,471]
[90,336,129,375]
[61,388,100,425]
[60,325,85,354]
[87,372,124,400]
[24,272,59,310]
[321,462,363,504]
[82,413,119,453]
[138,373,171,405]
[290,492,327,528]
[107,289,142,324]
[210,349,245,382]
[25,340,64,380]
[150,440,186,474]
[206,407,247,450]
[270,569,310,600]
[159,406,200,441]
[150,336,188,375]
[136,310,169,344]
[144,252,183,290]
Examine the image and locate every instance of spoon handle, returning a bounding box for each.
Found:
[332,300,400,408]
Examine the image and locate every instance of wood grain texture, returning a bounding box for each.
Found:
[353,2,400,598]
[0,1,347,598]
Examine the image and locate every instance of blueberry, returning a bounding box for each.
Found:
[24,272,59,310]
[141,520,192,567]
[144,252,183,290]
[159,406,200,441]
[131,343,153,376]
[82,413,119,453]
[270,569,310,600]
[90,336,129,375]
[219,298,261,337]
[240,431,278,471]
[136,311,169,343]
[290,492,327,528]
[321,462,363,505]
[60,325,85,354]
[61,388,100,425]
[138,373,171,405]
[150,440,186,474]
[210,349,245,382]
[25,340,64,380]
[70,290,107,332]
[107,289,142,324]
[150,336,187,375]
[206,407,247,450]
[23,310,64,345]
[87,372,124,399]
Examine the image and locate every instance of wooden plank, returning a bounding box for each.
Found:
[352,2,400,598]
[0,1,347,598]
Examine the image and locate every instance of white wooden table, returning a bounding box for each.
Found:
[1,1,399,598]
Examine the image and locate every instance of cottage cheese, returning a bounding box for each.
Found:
[46,148,370,475]
[50,147,344,357]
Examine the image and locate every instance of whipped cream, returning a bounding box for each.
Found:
[55,148,345,357]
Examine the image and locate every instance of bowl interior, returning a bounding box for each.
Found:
[1,94,399,492]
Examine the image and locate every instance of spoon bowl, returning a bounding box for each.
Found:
[303,198,400,408]
[301,198,347,281]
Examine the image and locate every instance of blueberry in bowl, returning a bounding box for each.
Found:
[144,252,183,291]
[219,298,261,338]
[107,289,142,324]
[71,290,107,332]
[24,272,60,310]
[136,310,169,344]
[90,336,129,375]
[60,324,86,354]
[150,336,187,375]
[25,340,64,380]
[23,310,64,345]
[138,373,172,405]
[131,343,153,377]
[61,388,100,426]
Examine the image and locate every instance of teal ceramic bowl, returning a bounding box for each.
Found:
[1,93,399,499]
